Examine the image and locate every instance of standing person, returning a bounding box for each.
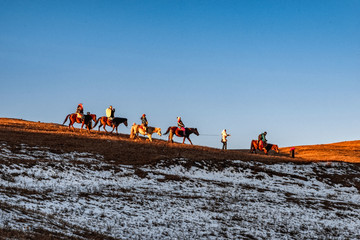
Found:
[177,117,185,136]
[76,103,84,121]
[221,129,231,150]
[140,114,148,133]
[258,131,267,150]
[106,105,115,124]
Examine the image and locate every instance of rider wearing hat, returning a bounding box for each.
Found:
[177,117,185,136]
[140,114,148,133]
[106,105,115,124]
[76,103,84,121]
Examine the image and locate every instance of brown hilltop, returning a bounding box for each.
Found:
[0,118,359,164]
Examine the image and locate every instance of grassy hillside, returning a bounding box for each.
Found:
[1,118,359,163]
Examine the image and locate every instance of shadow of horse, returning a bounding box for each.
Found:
[164,127,199,145]
[63,113,96,133]
[130,123,161,142]
[250,140,279,155]
[93,116,128,134]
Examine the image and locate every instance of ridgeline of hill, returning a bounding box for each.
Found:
[1,118,359,164]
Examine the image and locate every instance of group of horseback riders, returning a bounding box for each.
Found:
[75,103,186,135]
[73,103,275,153]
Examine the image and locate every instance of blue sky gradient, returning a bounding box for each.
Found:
[1,0,359,148]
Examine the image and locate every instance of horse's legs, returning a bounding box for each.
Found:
[187,137,193,145]
[103,125,108,133]
[169,131,173,143]
[182,137,186,144]
[80,122,85,132]
[148,134,152,142]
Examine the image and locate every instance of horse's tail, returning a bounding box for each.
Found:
[250,140,256,153]
[130,124,136,139]
[63,114,70,125]
[93,117,100,128]
[164,127,171,135]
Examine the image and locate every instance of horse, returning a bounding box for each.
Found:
[63,113,97,133]
[164,126,199,145]
[93,116,128,133]
[250,140,279,155]
[130,123,161,142]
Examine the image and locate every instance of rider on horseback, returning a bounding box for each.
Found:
[106,105,115,125]
[76,103,84,121]
[141,114,148,134]
[177,117,185,136]
[258,131,267,150]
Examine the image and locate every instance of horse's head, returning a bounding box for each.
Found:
[193,128,199,136]
[124,119,128,127]
[272,144,279,153]
[90,114,97,121]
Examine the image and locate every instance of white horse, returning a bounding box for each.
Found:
[130,123,162,142]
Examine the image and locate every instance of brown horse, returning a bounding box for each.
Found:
[93,116,128,133]
[250,140,279,155]
[164,126,199,145]
[63,113,97,132]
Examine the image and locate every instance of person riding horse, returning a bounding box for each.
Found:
[106,105,115,125]
[141,114,148,134]
[258,131,267,150]
[76,103,84,121]
[177,117,185,136]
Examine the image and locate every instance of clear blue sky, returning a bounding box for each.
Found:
[1,0,359,149]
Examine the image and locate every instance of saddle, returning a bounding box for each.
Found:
[176,128,185,136]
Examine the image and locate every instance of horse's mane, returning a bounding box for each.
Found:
[265,143,278,150]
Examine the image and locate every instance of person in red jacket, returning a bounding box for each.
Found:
[177,117,185,136]
[76,103,84,121]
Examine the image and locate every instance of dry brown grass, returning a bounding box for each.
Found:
[281,141,360,163]
[1,118,359,163]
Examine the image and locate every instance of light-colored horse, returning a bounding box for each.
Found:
[130,123,162,142]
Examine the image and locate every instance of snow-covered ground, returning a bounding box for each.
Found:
[0,142,359,239]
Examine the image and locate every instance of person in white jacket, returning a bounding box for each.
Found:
[106,105,115,124]
[221,129,231,150]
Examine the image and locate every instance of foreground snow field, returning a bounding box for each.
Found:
[0,142,360,239]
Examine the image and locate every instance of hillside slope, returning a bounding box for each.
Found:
[0,118,359,239]
[1,118,359,163]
